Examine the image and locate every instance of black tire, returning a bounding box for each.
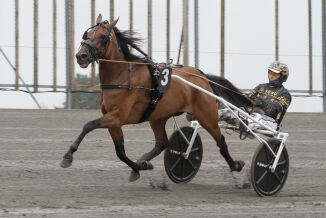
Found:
[251,139,289,197]
[164,126,203,183]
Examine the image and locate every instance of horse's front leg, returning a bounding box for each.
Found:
[109,127,153,182]
[60,108,121,168]
[60,118,102,168]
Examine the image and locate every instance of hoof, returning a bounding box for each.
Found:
[231,160,245,172]
[129,171,140,182]
[140,161,154,171]
[60,158,72,168]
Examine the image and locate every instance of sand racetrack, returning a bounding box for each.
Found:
[0,110,325,217]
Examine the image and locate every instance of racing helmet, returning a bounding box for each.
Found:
[268,61,289,82]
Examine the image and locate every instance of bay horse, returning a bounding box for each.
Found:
[60,15,253,182]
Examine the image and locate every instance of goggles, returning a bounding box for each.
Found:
[268,70,281,80]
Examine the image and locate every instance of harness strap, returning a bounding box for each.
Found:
[101,84,130,89]
[100,84,153,91]
[101,64,153,91]
[138,64,163,123]
[128,64,132,89]
[138,98,159,123]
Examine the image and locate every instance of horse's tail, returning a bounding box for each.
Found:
[203,73,254,111]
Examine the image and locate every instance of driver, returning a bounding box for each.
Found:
[218,61,292,131]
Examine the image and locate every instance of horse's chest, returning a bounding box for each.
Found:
[102,90,126,107]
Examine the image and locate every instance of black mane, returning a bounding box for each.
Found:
[113,27,148,62]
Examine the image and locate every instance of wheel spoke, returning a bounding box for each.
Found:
[277,160,287,166]
[190,147,200,153]
[267,172,271,193]
[181,159,185,177]
[272,172,282,184]
[177,133,183,151]
[187,159,195,170]
[263,146,271,163]
[169,157,181,171]
[256,170,268,184]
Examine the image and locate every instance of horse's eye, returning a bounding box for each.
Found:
[100,34,106,40]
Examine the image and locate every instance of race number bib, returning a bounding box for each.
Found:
[158,67,172,93]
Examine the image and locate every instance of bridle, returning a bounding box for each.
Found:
[80,20,113,63]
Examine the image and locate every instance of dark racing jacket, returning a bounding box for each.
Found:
[249,83,291,126]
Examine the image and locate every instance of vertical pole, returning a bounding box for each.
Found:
[110,0,114,22]
[34,0,38,92]
[129,0,133,52]
[70,0,75,91]
[15,0,19,90]
[322,0,326,112]
[308,0,313,95]
[148,0,152,57]
[65,0,71,109]
[194,0,199,68]
[91,0,95,87]
[53,0,57,91]
[166,0,170,61]
[275,0,279,61]
[177,27,183,64]
[220,0,225,77]
[129,0,133,32]
[183,0,189,66]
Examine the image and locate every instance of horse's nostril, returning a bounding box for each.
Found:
[76,53,87,60]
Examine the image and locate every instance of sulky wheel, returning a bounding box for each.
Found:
[251,139,289,197]
[164,126,203,183]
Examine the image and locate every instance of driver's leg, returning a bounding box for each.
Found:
[218,108,240,127]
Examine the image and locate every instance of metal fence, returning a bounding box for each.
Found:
[0,0,325,111]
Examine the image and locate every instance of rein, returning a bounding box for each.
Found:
[98,58,255,111]
[83,21,255,112]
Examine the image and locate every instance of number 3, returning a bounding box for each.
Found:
[161,69,170,86]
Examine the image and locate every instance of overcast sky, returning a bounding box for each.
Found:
[0,0,324,111]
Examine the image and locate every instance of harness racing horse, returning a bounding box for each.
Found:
[60,15,253,182]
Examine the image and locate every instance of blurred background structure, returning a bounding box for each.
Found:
[0,0,325,111]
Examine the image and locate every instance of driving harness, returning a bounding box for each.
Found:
[81,21,172,123]
[100,60,165,123]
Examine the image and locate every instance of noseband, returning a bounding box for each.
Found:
[80,20,112,63]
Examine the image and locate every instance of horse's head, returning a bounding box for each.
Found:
[76,14,118,68]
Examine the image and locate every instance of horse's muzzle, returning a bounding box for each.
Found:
[76,53,89,68]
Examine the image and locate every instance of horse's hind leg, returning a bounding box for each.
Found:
[109,127,153,182]
[141,118,169,161]
[193,106,245,172]
[129,118,170,179]
[218,134,245,171]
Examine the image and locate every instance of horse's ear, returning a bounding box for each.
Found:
[96,14,102,24]
[110,17,119,27]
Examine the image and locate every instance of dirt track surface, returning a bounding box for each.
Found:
[0,109,325,217]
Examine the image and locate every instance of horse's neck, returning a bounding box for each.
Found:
[99,33,151,88]
[100,36,128,85]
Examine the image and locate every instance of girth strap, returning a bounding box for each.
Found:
[138,90,162,123]
[138,64,163,123]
